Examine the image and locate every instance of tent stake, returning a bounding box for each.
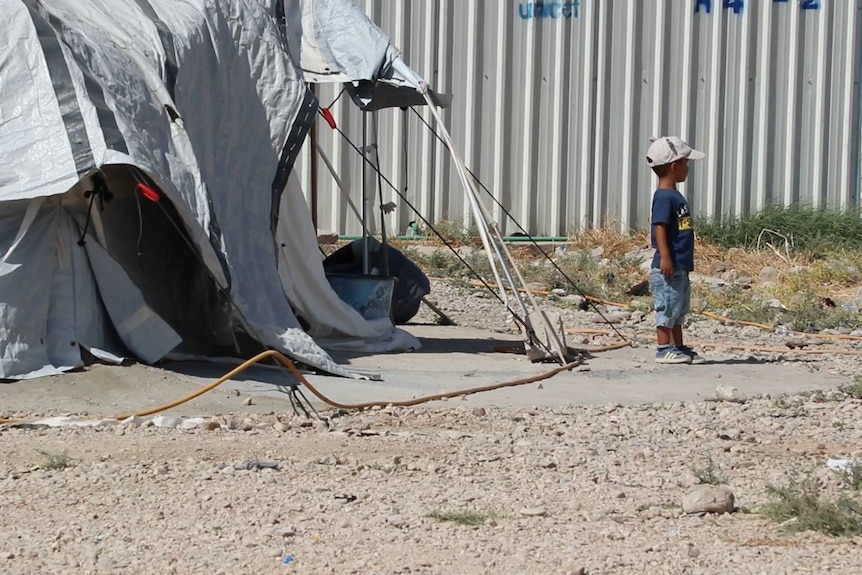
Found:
[422,297,455,325]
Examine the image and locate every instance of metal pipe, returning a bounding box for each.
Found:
[361,111,369,275]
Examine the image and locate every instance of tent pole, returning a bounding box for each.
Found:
[309,83,318,231]
[373,110,390,276]
[362,111,369,275]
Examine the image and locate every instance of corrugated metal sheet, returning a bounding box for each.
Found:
[298,0,862,237]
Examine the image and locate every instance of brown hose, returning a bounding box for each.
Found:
[0,350,585,426]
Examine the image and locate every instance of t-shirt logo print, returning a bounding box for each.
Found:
[677,204,693,231]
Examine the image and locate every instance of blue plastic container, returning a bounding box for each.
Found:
[325,273,395,321]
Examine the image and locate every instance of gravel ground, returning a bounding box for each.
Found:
[417,279,862,379]
[2,278,862,575]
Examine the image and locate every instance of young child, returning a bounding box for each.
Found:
[645,136,705,364]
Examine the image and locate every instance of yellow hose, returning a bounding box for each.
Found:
[2,296,858,427]
[0,349,585,426]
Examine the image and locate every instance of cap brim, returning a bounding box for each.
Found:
[687,149,705,160]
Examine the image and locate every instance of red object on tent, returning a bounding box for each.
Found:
[320,107,337,129]
[136,183,160,203]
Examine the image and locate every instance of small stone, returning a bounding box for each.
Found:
[273,422,290,432]
[220,465,236,476]
[785,338,808,349]
[519,506,548,517]
[386,515,407,528]
[687,543,701,558]
[613,490,627,499]
[587,311,629,324]
[715,385,747,404]
[121,415,145,427]
[682,485,735,514]
[760,266,780,283]
[563,294,586,306]
[203,420,222,431]
[472,407,487,417]
[152,415,183,429]
[718,429,742,441]
[720,270,739,282]
[180,419,200,430]
[536,383,544,390]
[679,469,702,487]
[243,397,254,406]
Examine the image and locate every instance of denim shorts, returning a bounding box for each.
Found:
[648,268,691,327]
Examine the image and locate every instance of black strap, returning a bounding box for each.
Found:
[77,173,113,246]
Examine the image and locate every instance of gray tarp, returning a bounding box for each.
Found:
[0,0,422,379]
[281,0,450,109]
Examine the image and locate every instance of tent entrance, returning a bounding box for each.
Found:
[78,166,234,357]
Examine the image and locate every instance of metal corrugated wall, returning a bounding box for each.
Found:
[297,0,862,237]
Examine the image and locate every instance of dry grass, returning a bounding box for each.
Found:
[566,228,649,258]
[342,214,862,330]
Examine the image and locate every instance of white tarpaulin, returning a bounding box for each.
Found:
[280,0,450,109]
[0,0,423,380]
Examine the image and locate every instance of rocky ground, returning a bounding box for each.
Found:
[2,276,862,574]
[416,278,862,380]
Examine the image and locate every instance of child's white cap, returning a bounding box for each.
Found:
[645,136,705,167]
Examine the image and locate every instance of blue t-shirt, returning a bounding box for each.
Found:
[650,188,694,271]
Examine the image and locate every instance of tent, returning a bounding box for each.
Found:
[0,0,437,380]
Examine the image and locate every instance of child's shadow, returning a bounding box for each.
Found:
[698,357,774,366]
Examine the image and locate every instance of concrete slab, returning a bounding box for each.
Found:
[0,324,838,419]
[175,325,836,410]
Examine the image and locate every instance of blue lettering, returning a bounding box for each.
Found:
[550,2,562,18]
[695,0,711,14]
[535,2,545,17]
[518,1,580,20]
[723,0,744,14]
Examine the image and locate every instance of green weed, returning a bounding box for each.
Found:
[36,449,71,470]
[697,205,862,253]
[760,478,862,537]
[691,455,728,486]
[426,510,495,526]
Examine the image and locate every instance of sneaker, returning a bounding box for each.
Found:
[678,345,706,364]
[655,346,693,364]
